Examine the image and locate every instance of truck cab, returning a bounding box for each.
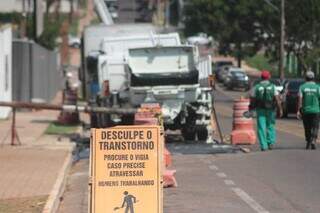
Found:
[127,45,213,141]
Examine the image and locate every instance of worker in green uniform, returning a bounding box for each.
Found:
[250,70,283,151]
[297,71,320,150]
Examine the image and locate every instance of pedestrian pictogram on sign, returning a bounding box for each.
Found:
[113,191,138,212]
[90,126,163,213]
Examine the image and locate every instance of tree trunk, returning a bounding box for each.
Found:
[69,0,74,23]
[236,42,242,68]
[55,0,61,19]
[237,55,242,68]
[46,0,56,19]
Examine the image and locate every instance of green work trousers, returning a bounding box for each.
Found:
[256,108,276,150]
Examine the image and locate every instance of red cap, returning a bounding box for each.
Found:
[261,70,271,80]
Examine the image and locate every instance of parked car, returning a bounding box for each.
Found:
[217,65,233,82]
[68,35,81,48]
[214,60,233,82]
[282,79,304,117]
[109,6,119,19]
[104,0,118,19]
[224,68,249,90]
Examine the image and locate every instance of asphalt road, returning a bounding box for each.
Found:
[60,1,320,212]
[210,84,320,212]
[57,85,320,213]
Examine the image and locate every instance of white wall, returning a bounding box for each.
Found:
[0,26,12,119]
[0,0,78,13]
[0,0,24,12]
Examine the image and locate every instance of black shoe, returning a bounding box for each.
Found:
[306,142,311,150]
[311,143,316,150]
[268,144,274,150]
[261,148,267,152]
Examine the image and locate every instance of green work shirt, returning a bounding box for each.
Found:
[298,82,320,114]
[251,80,278,99]
[250,80,278,110]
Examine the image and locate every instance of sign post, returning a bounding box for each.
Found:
[90,126,163,213]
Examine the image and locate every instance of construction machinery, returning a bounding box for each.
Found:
[126,45,213,141]
[81,17,214,141]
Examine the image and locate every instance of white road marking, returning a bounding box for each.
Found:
[212,144,232,149]
[71,172,87,177]
[216,172,227,178]
[232,187,269,213]
[209,165,219,170]
[202,159,212,164]
[224,179,235,186]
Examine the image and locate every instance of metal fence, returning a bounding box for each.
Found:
[12,40,62,103]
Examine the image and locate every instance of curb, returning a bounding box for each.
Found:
[42,143,76,213]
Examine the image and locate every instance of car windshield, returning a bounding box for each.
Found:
[231,71,246,77]
[216,61,233,67]
[270,79,281,86]
[288,80,304,90]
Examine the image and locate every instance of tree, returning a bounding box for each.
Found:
[46,0,56,18]
[254,0,320,74]
[184,0,274,67]
[284,0,320,72]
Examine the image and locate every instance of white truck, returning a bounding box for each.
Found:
[97,33,181,93]
[127,45,213,141]
[81,24,162,100]
[84,26,214,142]
[87,32,181,127]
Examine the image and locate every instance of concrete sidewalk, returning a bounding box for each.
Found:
[0,100,76,213]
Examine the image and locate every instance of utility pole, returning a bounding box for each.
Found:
[20,0,27,38]
[279,0,285,80]
[165,0,170,28]
[34,0,44,39]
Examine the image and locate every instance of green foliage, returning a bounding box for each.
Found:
[284,0,320,71]
[246,53,302,78]
[184,0,320,73]
[45,122,78,135]
[37,17,64,50]
[245,54,277,75]
[69,18,79,36]
[184,0,273,65]
[0,12,23,24]
[79,0,88,9]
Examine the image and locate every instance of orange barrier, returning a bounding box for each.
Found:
[164,147,172,167]
[134,104,177,188]
[231,98,256,145]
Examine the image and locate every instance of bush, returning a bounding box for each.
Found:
[0,12,23,24]
[245,54,277,75]
[37,19,61,50]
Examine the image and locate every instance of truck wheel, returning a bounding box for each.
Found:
[182,128,196,141]
[122,115,134,125]
[197,126,208,141]
[90,113,98,128]
[101,114,112,127]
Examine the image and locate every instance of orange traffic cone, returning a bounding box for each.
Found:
[134,104,177,188]
[231,97,256,145]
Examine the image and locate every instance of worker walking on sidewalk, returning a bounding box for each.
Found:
[250,70,283,151]
[297,71,320,150]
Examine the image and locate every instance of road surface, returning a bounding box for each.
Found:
[57,83,320,213]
